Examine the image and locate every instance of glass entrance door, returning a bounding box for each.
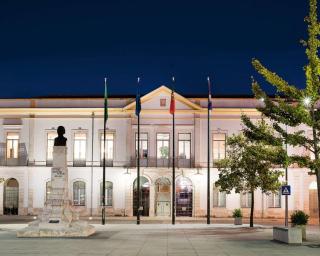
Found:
[176,177,193,217]
[155,177,171,216]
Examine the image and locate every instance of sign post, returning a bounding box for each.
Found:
[281,185,291,196]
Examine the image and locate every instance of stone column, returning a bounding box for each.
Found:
[28,116,35,165]
[149,183,155,217]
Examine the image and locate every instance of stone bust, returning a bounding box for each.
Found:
[54,126,67,146]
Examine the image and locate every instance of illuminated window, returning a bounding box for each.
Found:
[100,181,113,206]
[157,133,170,159]
[135,133,148,158]
[100,133,114,161]
[240,192,252,208]
[6,133,19,159]
[46,132,56,163]
[213,133,226,161]
[74,132,87,161]
[73,181,86,206]
[178,133,191,159]
[213,185,226,207]
[268,190,281,208]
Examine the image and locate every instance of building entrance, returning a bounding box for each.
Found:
[309,181,319,219]
[155,177,171,216]
[133,176,150,216]
[4,178,19,215]
[176,176,193,217]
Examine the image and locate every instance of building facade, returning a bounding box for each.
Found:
[0,86,318,220]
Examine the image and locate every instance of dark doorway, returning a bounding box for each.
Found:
[4,178,19,215]
[133,176,150,216]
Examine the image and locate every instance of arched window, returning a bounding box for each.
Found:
[213,185,226,207]
[100,181,113,206]
[73,181,86,206]
[4,178,19,215]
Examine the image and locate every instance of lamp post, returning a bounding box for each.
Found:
[284,124,288,227]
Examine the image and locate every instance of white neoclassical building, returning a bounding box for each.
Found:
[0,85,318,220]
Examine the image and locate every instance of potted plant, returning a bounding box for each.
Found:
[232,208,243,225]
[290,210,309,241]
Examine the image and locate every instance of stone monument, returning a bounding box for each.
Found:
[17,126,95,237]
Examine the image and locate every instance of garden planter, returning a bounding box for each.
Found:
[294,225,306,241]
[234,217,242,225]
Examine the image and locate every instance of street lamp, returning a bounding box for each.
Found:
[303,96,311,107]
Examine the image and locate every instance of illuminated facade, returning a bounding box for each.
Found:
[0,86,318,220]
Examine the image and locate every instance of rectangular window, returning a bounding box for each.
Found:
[240,192,252,208]
[178,133,191,159]
[46,132,56,163]
[157,133,170,159]
[100,181,113,206]
[135,133,148,158]
[73,132,87,166]
[73,181,86,206]
[213,185,226,207]
[6,133,19,159]
[100,133,114,161]
[213,133,226,161]
[268,190,281,208]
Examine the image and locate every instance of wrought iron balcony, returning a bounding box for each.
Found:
[0,143,28,166]
[130,157,193,168]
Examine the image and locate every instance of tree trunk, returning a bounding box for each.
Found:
[311,112,320,226]
[250,190,254,228]
[317,172,320,226]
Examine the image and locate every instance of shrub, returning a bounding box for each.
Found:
[232,208,243,218]
[290,210,309,226]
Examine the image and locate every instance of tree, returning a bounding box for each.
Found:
[215,120,284,227]
[243,0,320,222]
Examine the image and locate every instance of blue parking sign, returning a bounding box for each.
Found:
[281,185,291,195]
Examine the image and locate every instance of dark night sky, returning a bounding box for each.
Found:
[0,0,310,98]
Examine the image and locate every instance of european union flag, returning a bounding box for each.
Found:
[135,78,141,116]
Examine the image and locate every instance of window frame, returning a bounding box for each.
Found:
[100,181,113,207]
[46,131,56,165]
[212,132,227,162]
[267,190,281,208]
[73,131,87,162]
[178,133,191,160]
[212,185,226,208]
[135,132,148,159]
[73,180,86,206]
[240,192,252,208]
[6,132,20,160]
[100,132,115,162]
[156,133,170,159]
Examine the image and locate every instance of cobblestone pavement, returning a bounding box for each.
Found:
[0,224,319,256]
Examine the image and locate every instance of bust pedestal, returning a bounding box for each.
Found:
[17,146,95,237]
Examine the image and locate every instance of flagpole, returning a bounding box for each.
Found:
[207,77,211,225]
[137,77,141,225]
[171,77,176,225]
[102,77,107,225]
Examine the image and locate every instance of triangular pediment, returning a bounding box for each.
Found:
[123,85,202,111]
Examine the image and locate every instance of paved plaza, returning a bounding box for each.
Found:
[0,223,319,256]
